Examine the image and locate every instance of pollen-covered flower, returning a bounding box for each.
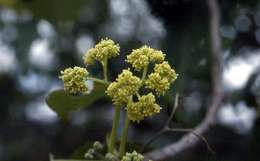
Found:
[83,38,120,65]
[59,66,89,94]
[126,45,165,71]
[121,151,144,161]
[106,69,142,106]
[145,61,178,96]
[127,93,161,122]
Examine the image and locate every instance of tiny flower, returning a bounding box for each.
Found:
[106,69,142,106]
[154,61,178,83]
[127,93,161,122]
[145,73,170,96]
[84,148,95,159]
[149,49,165,62]
[59,66,89,94]
[126,101,144,123]
[146,61,178,96]
[83,38,120,65]
[121,151,144,161]
[126,45,165,71]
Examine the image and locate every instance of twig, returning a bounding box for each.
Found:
[144,0,223,160]
[165,93,179,126]
[165,127,215,154]
[141,94,214,155]
[140,94,180,152]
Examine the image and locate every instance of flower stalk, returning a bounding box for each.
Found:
[141,65,148,81]
[108,106,121,153]
[119,115,130,158]
[87,77,109,85]
[102,56,109,82]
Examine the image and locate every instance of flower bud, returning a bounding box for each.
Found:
[121,151,144,161]
[84,148,95,159]
[93,141,103,150]
[105,153,117,161]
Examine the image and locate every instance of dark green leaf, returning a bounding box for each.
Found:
[46,83,107,120]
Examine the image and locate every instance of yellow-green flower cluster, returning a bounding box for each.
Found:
[154,61,178,82]
[127,93,161,122]
[83,38,120,65]
[59,66,89,94]
[106,69,142,106]
[146,61,178,96]
[126,45,165,71]
[121,151,144,161]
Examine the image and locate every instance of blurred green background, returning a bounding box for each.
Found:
[0,0,260,161]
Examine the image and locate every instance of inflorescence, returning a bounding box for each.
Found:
[59,38,178,160]
[60,38,178,122]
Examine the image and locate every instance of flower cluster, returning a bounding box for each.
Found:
[106,45,177,122]
[126,45,165,71]
[83,38,120,65]
[106,69,142,106]
[59,66,89,94]
[146,61,178,96]
[59,38,177,123]
[57,38,178,161]
[121,151,144,161]
[127,93,161,122]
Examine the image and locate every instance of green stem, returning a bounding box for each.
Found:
[108,106,121,153]
[102,56,108,82]
[87,77,109,85]
[141,65,148,81]
[119,116,130,158]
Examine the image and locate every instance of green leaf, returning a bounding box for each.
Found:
[46,83,107,120]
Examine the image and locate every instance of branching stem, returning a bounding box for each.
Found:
[165,127,215,154]
[141,94,214,154]
[87,77,110,85]
[142,65,148,81]
[141,94,179,152]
